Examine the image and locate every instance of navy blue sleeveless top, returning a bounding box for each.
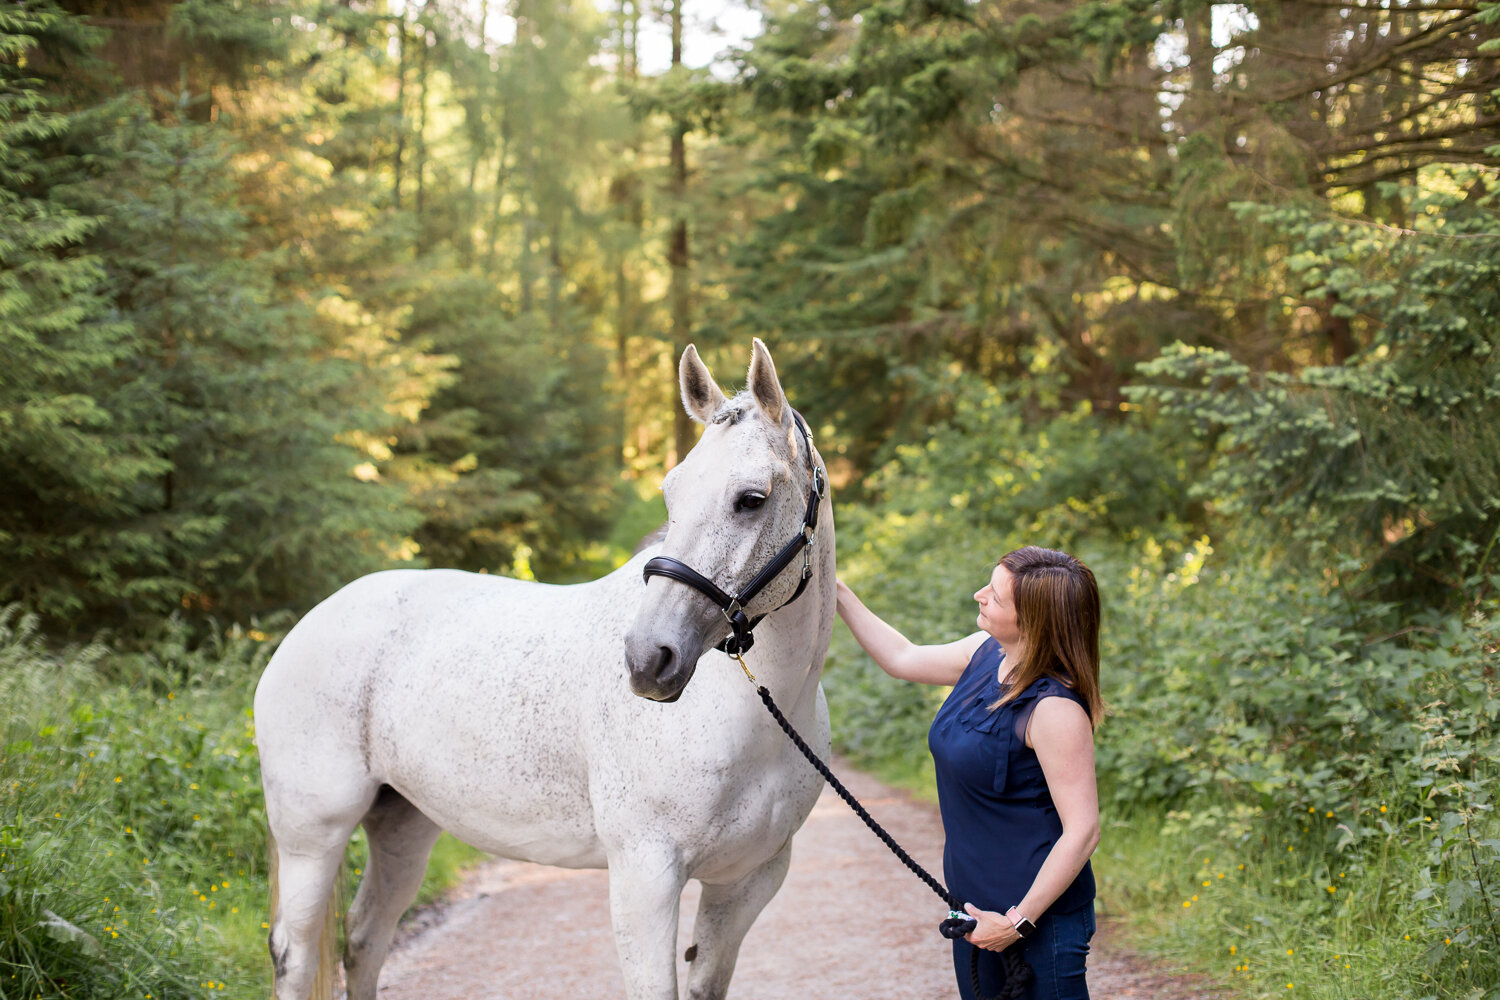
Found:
[928,636,1096,916]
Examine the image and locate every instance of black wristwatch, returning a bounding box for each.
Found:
[1006,907,1037,939]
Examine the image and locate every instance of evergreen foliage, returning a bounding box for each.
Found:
[4,0,635,629]
[62,93,421,621]
[723,0,1500,477]
[0,4,159,623]
[1131,198,1500,604]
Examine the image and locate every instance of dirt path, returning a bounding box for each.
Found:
[375,766,1219,999]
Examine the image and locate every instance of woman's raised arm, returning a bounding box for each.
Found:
[835,578,986,686]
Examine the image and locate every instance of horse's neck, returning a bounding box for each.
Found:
[754,511,836,718]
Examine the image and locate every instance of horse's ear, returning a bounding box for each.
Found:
[680,344,727,424]
[747,337,790,428]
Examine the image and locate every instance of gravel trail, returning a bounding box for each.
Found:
[374,766,1220,999]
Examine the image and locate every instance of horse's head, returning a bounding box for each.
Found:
[624,338,823,702]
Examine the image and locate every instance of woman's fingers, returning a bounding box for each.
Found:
[961,902,1018,951]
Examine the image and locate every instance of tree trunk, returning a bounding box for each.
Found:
[416,20,429,249]
[487,109,511,268]
[1183,2,1218,137]
[667,0,694,467]
[467,0,490,196]
[613,0,641,467]
[393,12,407,209]
[517,0,536,315]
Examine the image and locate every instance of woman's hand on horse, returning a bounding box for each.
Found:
[962,902,1020,952]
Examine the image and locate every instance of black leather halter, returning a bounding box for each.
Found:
[642,409,827,658]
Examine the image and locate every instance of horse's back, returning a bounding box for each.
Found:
[257,564,623,702]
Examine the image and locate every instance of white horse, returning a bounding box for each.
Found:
[254,338,836,1000]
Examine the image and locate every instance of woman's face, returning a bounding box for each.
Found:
[974,565,1022,648]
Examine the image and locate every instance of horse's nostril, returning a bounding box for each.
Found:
[623,631,693,700]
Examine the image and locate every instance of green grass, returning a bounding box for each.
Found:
[0,611,268,998]
[413,834,488,908]
[1092,802,1495,1000]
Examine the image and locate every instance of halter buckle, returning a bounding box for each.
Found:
[812,465,827,501]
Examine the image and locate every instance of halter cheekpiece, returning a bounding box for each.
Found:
[641,409,827,657]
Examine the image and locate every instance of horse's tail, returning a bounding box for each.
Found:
[267,830,344,1000]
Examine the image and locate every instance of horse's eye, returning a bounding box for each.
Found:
[735,492,767,513]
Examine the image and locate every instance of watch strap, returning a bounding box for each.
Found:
[1006,907,1037,939]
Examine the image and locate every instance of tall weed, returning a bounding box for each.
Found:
[1,608,273,997]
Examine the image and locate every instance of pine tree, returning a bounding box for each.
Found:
[1132,195,1500,605]
[0,3,164,623]
[60,90,424,621]
[723,0,1500,487]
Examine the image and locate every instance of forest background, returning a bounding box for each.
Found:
[1,0,1498,997]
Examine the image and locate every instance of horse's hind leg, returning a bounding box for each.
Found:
[269,815,365,1000]
[683,840,793,1000]
[343,785,442,1000]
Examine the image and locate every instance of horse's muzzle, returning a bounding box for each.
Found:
[624,635,698,702]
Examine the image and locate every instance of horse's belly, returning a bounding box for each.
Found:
[413,798,607,869]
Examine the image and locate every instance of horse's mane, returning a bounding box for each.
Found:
[709,392,756,426]
[632,523,669,555]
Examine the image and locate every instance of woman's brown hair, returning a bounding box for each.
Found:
[989,546,1104,727]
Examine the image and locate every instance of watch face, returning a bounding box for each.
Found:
[1016,917,1037,938]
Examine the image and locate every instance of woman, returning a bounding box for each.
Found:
[836,546,1103,1000]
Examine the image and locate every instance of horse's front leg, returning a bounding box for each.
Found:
[607,843,687,1000]
[683,839,793,1000]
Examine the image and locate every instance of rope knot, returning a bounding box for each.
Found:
[939,912,977,939]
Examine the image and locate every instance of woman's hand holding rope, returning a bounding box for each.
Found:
[962,903,1021,952]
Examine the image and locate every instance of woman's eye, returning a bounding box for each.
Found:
[735,492,767,513]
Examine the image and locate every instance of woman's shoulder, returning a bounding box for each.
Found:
[1015,671,1086,705]
[1021,674,1095,739]
[1024,687,1095,745]
[959,632,999,669]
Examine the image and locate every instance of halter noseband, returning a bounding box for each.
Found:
[641,409,827,657]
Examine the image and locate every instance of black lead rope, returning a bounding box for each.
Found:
[750,673,1033,1000]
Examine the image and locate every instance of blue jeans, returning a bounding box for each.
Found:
[952,904,1095,1000]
